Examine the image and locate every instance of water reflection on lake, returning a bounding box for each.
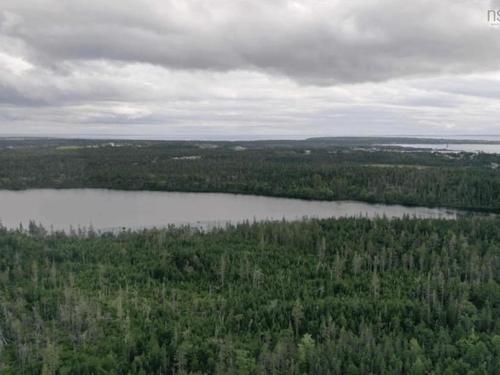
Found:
[0,189,468,232]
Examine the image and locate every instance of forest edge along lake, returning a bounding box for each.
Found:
[0,189,488,232]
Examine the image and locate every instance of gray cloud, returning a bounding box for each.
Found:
[0,0,499,138]
[2,0,499,84]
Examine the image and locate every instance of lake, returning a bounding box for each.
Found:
[0,189,468,232]
[381,143,500,154]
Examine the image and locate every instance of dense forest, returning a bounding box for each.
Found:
[0,217,499,374]
[1,138,500,212]
[1,139,500,373]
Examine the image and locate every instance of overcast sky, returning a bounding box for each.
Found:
[1,0,500,139]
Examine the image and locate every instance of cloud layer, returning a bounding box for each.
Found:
[0,0,499,138]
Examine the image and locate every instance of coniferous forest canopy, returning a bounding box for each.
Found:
[0,138,499,374]
[0,218,499,374]
[0,137,500,212]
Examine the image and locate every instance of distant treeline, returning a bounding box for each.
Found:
[1,140,500,211]
[0,217,499,374]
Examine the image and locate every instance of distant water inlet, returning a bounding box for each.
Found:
[0,189,467,232]
[380,143,500,154]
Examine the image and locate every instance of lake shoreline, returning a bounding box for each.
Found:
[1,186,499,215]
[0,188,493,232]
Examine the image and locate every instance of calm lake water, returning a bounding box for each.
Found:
[0,189,466,232]
[382,144,500,154]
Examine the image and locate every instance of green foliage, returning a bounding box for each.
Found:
[1,139,500,211]
[0,217,499,373]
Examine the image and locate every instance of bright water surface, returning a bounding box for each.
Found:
[383,144,500,154]
[0,189,468,232]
